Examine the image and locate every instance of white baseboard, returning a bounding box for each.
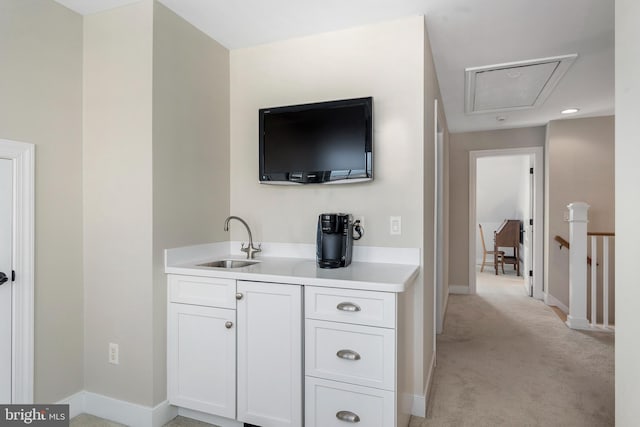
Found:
[58,391,86,418]
[448,284,470,294]
[442,290,450,318]
[544,293,569,313]
[58,391,177,427]
[411,350,436,417]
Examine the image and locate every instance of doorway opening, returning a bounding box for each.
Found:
[0,139,35,404]
[469,147,543,298]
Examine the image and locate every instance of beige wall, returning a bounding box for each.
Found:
[83,1,155,405]
[229,17,425,248]
[152,1,230,404]
[615,0,640,422]
[422,21,449,397]
[0,0,84,402]
[83,1,231,407]
[230,16,443,399]
[448,127,546,289]
[545,116,614,316]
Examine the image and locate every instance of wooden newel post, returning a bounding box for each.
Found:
[566,202,590,329]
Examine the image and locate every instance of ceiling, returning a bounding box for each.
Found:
[52,0,614,133]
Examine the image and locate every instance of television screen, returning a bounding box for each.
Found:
[259,97,372,184]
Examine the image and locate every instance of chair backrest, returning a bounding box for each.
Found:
[478,224,488,253]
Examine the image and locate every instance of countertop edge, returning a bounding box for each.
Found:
[165,262,419,293]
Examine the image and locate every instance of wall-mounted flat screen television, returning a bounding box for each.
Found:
[259,97,373,184]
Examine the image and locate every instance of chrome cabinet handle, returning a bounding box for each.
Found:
[336,349,361,361]
[336,410,360,423]
[236,292,243,300]
[337,302,361,312]
[225,321,233,329]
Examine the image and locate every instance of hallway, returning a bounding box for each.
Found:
[411,268,614,427]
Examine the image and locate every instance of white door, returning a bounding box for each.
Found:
[237,281,302,427]
[523,162,534,297]
[167,303,236,418]
[0,158,13,403]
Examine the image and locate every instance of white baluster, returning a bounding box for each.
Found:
[591,236,597,327]
[566,202,590,330]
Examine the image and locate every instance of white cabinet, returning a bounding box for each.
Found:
[167,274,302,427]
[167,302,236,418]
[237,280,303,427]
[305,286,402,427]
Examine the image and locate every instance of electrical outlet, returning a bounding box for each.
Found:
[109,343,119,365]
[390,216,402,235]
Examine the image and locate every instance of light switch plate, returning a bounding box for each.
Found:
[390,216,401,235]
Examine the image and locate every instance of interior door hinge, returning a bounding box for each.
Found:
[529,270,533,277]
[529,219,533,226]
[12,270,15,282]
[530,167,534,174]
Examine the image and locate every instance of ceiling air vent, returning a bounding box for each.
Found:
[465,54,577,114]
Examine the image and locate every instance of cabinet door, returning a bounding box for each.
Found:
[237,281,302,427]
[168,303,236,418]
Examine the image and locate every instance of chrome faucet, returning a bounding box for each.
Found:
[224,216,262,259]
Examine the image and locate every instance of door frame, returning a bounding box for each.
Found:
[0,139,34,403]
[468,147,544,298]
[433,99,445,335]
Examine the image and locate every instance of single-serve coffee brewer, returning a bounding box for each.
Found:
[317,213,363,268]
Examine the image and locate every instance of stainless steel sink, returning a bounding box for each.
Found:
[197,259,260,269]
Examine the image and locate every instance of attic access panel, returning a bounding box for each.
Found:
[465,54,577,114]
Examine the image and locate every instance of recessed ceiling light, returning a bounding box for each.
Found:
[561,108,580,114]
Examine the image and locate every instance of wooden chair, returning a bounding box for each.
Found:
[479,224,505,273]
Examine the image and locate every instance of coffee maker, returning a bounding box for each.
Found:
[316,213,353,268]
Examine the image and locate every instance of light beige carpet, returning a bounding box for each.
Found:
[410,267,614,427]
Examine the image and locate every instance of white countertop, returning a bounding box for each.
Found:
[165,242,420,293]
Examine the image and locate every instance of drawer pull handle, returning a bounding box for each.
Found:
[225,321,233,329]
[336,410,360,423]
[337,302,361,312]
[337,349,361,361]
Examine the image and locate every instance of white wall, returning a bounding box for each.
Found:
[615,0,640,423]
[0,0,84,402]
[475,155,528,263]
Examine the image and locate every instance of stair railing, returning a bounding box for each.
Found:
[560,202,614,332]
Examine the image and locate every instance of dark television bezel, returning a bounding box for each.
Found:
[259,97,373,184]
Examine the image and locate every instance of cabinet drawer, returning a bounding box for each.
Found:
[306,319,395,391]
[168,274,236,308]
[305,286,396,328]
[305,377,395,427]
